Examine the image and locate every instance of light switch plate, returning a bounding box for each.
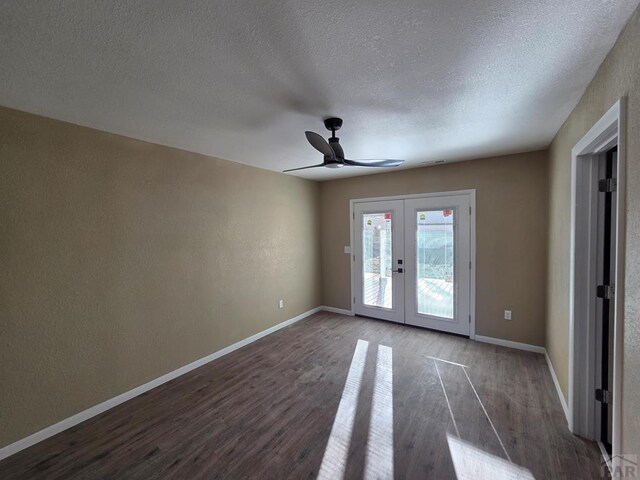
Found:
[504,310,512,320]
[344,246,351,254]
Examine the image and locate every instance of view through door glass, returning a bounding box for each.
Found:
[416,209,454,318]
[362,212,393,309]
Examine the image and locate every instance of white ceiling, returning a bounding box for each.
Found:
[1,1,638,180]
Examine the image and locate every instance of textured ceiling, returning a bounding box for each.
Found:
[1,1,638,180]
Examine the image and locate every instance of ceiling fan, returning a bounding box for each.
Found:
[283,117,405,172]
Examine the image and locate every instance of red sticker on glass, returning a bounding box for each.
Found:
[384,213,391,219]
[443,209,452,217]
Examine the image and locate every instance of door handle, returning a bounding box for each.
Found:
[391,268,404,273]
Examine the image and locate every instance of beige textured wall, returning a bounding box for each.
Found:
[320,151,548,346]
[546,6,640,455]
[0,107,322,448]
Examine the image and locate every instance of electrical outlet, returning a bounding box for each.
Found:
[504,310,512,320]
[279,299,284,309]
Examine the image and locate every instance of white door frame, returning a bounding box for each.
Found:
[569,99,625,459]
[349,189,476,339]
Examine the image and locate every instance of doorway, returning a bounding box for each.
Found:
[569,99,625,463]
[595,147,617,455]
[351,191,475,337]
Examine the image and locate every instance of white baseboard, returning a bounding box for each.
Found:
[0,306,323,461]
[545,350,570,424]
[474,335,546,354]
[321,306,354,316]
[474,335,569,426]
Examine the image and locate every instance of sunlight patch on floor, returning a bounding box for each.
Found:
[318,342,534,480]
[317,339,369,480]
[447,434,534,480]
[364,345,394,480]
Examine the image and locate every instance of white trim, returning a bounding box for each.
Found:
[469,191,477,340]
[571,103,621,155]
[611,99,626,462]
[545,350,570,423]
[349,189,476,338]
[568,98,625,455]
[349,200,356,316]
[0,307,323,461]
[350,189,477,204]
[474,335,545,354]
[321,306,355,316]
[474,337,570,426]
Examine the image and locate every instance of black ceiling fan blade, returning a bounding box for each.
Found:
[282,163,326,173]
[305,131,335,159]
[328,140,345,160]
[344,159,404,167]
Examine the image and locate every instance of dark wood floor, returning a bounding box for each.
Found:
[0,312,604,479]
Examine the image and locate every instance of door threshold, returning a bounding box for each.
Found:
[354,314,470,339]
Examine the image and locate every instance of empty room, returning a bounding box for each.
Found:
[1,1,639,479]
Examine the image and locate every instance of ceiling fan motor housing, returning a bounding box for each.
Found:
[325,161,344,168]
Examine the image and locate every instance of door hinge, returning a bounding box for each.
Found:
[597,284,615,300]
[598,178,617,193]
[469,261,472,270]
[595,388,612,404]
[469,315,471,323]
[353,212,355,220]
[469,206,472,215]
[353,254,355,262]
[353,296,356,304]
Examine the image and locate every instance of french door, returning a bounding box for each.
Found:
[353,200,405,323]
[353,192,473,336]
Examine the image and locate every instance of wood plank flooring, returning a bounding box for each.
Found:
[0,312,605,479]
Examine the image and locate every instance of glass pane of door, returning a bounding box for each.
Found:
[362,212,393,309]
[416,209,454,318]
